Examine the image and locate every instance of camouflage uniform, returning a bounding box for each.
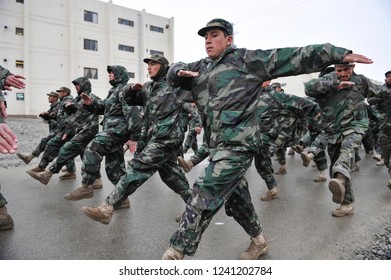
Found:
[256,87,321,189]
[367,76,391,185]
[183,103,202,154]
[104,56,191,208]
[305,71,381,204]
[48,77,101,174]
[167,38,352,256]
[177,102,202,157]
[80,65,141,186]
[35,90,76,171]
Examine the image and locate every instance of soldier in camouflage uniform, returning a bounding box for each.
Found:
[0,65,25,231]
[64,65,141,202]
[367,70,391,188]
[256,81,322,201]
[80,55,192,224]
[16,91,59,165]
[25,87,76,175]
[26,77,103,185]
[159,18,372,260]
[305,63,381,217]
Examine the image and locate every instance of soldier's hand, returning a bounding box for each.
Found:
[0,123,18,154]
[177,70,199,78]
[337,81,355,90]
[4,74,26,90]
[342,53,373,64]
[131,83,143,91]
[194,127,202,134]
[81,92,92,105]
[0,102,7,119]
[62,133,67,141]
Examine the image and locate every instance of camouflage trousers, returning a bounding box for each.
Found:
[184,130,198,153]
[106,139,191,208]
[49,129,97,174]
[0,185,7,208]
[32,133,55,157]
[38,134,76,172]
[328,132,363,204]
[169,148,262,256]
[254,147,277,190]
[82,128,128,186]
[307,132,328,171]
[379,131,391,176]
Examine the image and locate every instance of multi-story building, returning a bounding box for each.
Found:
[0,0,174,116]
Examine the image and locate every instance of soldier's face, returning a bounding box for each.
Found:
[203,29,233,59]
[147,61,161,79]
[335,65,354,81]
[385,73,391,86]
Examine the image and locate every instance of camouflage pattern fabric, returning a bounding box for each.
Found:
[167,43,352,256]
[105,74,191,207]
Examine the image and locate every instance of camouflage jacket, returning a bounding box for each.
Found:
[257,87,321,145]
[305,72,381,143]
[0,65,11,123]
[125,75,193,152]
[86,65,141,140]
[55,94,75,137]
[167,43,351,153]
[178,102,202,134]
[367,83,391,136]
[47,100,59,133]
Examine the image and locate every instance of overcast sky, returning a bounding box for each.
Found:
[107,0,390,82]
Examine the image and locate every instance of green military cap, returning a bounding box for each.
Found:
[271,82,282,88]
[143,54,169,67]
[198,18,233,37]
[56,86,71,95]
[385,70,391,76]
[47,91,58,97]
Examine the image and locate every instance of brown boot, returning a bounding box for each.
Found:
[59,172,76,180]
[332,203,354,217]
[293,144,304,154]
[117,197,130,209]
[314,170,327,182]
[16,152,34,164]
[275,165,287,175]
[177,156,194,173]
[26,169,53,185]
[328,173,346,204]
[376,159,385,166]
[81,202,114,225]
[162,247,184,260]
[260,188,278,201]
[29,166,45,173]
[0,206,14,231]
[92,178,103,189]
[301,152,314,167]
[288,147,295,155]
[240,233,269,260]
[64,184,94,201]
[373,154,382,161]
[354,162,360,171]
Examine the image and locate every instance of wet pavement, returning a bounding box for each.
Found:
[1,149,391,260]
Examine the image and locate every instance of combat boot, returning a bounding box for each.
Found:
[92,178,103,189]
[287,147,295,155]
[260,188,278,201]
[81,202,114,225]
[373,154,382,161]
[117,197,130,209]
[0,206,14,231]
[162,247,184,260]
[376,159,385,166]
[16,152,34,164]
[59,172,76,180]
[177,156,194,173]
[64,184,94,201]
[314,170,327,182]
[354,162,360,171]
[29,166,45,173]
[293,144,304,154]
[332,203,354,217]
[301,152,314,167]
[275,165,287,175]
[328,173,346,204]
[26,169,53,185]
[240,233,269,260]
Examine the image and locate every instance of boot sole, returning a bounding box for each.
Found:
[301,153,310,167]
[332,209,354,217]
[64,192,93,201]
[59,175,76,180]
[0,219,14,231]
[16,153,32,164]
[260,194,278,201]
[26,170,50,185]
[328,180,345,204]
[81,207,111,225]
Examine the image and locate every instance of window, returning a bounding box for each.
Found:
[150,25,163,33]
[118,44,134,52]
[84,39,98,51]
[150,50,164,56]
[118,18,134,27]
[16,93,24,100]
[84,67,98,79]
[84,10,98,23]
[16,0,24,3]
[16,60,24,68]
[128,72,135,79]
[16,27,24,36]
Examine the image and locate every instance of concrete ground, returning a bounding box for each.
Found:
[1,148,391,260]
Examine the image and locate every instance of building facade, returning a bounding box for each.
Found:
[0,0,174,116]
